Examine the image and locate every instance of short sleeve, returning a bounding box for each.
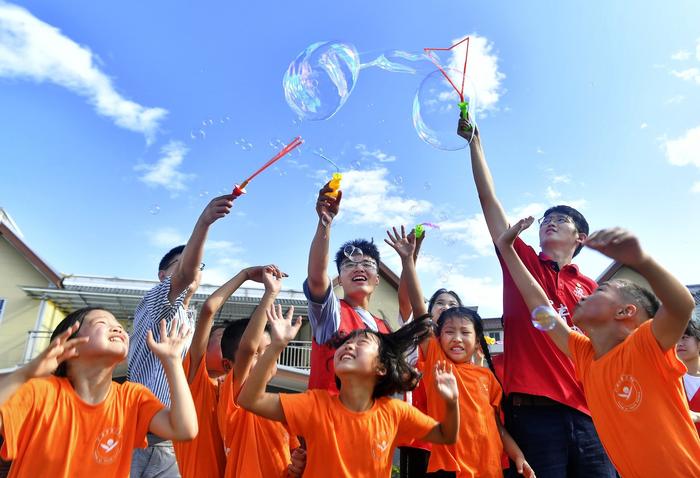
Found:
[488,371,503,409]
[395,400,438,444]
[303,279,341,344]
[423,336,445,369]
[568,331,594,381]
[133,384,166,447]
[631,321,686,377]
[0,379,45,460]
[279,391,318,437]
[142,276,189,325]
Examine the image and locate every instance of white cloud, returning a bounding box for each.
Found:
[536,147,545,155]
[663,125,700,168]
[355,144,397,163]
[545,186,562,201]
[339,168,432,226]
[640,122,648,129]
[135,141,195,192]
[147,228,185,249]
[665,94,685,105]
[671,67,700,84]
[692,181,700,194]
[0,2,167,142]
[447,34,505,112]
[671,50,691,61]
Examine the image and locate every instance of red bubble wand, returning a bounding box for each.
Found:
[424,37,470,117]
[232,136,303,197]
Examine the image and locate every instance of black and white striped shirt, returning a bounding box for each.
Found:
[127,276,194,406]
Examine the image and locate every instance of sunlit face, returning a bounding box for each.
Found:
[205,327,226,377]
[338,258,380,298]
[439,316,476,363]
[333,332,382,377]
[158,253,181,282]
[431,293,460,321]
[572,282,623,327]
[676,334,700,363]
[76,310,129,360]
[538,214,583,255]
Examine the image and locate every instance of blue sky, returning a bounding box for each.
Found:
[2,0,699,317]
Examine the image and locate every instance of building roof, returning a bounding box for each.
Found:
[22,274,309,323]
[0,209,62,288]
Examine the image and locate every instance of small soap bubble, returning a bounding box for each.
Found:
[343,245,364,262]
[199,130,206,139]
[208,119,213,125]
[190,131,197,140]
[199,190,209,198]
[423,181,432,190]
[531,305,558,331]
[149,204,160,215]
[202,121,207,127]
[393,175,403,185]
[352,160,362,169]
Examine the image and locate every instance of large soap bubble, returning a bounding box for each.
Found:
[283,41,360,121]
[412,68,477,151]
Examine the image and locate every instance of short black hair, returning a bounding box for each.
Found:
[159,245,186,272]
[610,279,661,319]
[331,315,432,398]
[436,307,497,379]
[220,319,269,361]
[50,307,110,377]
[334,239,380,273]
[542,205,589,257]
[427,288,463,314]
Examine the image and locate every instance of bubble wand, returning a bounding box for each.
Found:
[232,136,303,197]
[313,150,342,198]
[424,37,470,120]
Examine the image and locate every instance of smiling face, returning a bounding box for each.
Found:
[333,332,383,379]
[438,316,477,363]
[677,334,700,363]
[430,292,460,321]
[75,309,129,360]
[338,258,380,299]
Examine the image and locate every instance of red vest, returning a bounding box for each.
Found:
[308,300,390,392]
[686,381,700,436]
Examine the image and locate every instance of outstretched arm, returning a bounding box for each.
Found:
[170,195,235,303]
[234,266,287,384]
[148,319,198,440]
[457,121,509,242]
[495,217,573,356]
[238,303,302,422]
[584,228,696,351]
[421,361,459,444]
[0,323,87,434]
[307,183,342,302]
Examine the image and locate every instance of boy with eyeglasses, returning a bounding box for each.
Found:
[129,194,235,478]
[304,183,391,392]
[458,121,616,477]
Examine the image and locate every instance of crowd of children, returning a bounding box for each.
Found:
[1,118,699,478]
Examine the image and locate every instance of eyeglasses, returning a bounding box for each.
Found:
[537,215,573,227]
[163,259,205,271]
[340,260,378,272]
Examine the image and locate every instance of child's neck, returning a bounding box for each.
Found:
[68,360,117,405]
[540,245,574,269]
[587,322,632,359]
[343,294,371,311]
[685,357,700,376]
[338,375,376,412]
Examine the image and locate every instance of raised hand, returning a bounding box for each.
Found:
[315,182,342,227]
[147,319,192,363]
[200,194,235,226]
[457,117,479,141]
[265,304,302,347]
[496,216,534,250]
[407,228,425,261]
[434,360,458,403]
[246,264,287,284]
[384,225,416,260]
[261,265,288,294]
[584,228,647,267]
[24,322,89,378]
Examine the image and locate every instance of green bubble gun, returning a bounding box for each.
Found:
[458,101,469,120]
[414,224,425,239]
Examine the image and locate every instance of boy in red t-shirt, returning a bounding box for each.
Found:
[496,218,700,477]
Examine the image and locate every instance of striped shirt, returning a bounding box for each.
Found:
[128,276,195,406]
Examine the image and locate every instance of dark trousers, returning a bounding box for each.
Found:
[399,447,430,478]
[425,472,456,478]
[504,394,617,478]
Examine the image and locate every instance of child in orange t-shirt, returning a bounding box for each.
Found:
[216,266,305,478]
[238,298,460,478]
[496,219,700,477]
[386,226,533,478]
[0,306,197,478]
[173,266,275,477]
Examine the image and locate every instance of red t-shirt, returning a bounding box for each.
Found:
[498,238,595,414]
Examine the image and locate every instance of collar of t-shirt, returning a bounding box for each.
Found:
[353,306,379,332]
[684,373,700,401]
[537,251,581,274]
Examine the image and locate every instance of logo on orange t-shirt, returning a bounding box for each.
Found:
[371,432,391,462]
[94,428,123,464]
[614,375,642,412]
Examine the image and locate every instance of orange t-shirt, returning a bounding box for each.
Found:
[280,389,437,478]
[173,353,226,478]
[569,321,700,477]
[0,376,163,478]
[422,337,504,478]
[217,371,298,478]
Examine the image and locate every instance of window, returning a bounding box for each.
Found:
[0,298,5,324]
[487,332,501,341]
